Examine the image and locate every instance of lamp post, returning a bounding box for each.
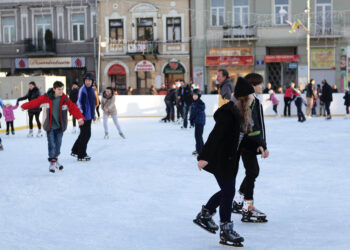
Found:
[97,35,107,93]
[306,0,311,83]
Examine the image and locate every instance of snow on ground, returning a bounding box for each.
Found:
[0,116,350,250]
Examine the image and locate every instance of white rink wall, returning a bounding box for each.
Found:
[0,94,347,131]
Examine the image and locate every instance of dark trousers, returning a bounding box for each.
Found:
[6,121,14,133]
[346,106,349,114]
[325,101,331,116]
[205,175,236,223]
[273,104,278,114]
[165,101,174,121]
[295,99,305,121]
[194,124,204,153]
[72,117,76,127]
[28,112,41,130]
[239,150,260,200]
[284,97,291,116]
[96,105,100,118]
[72,120,92,158]
[176,103,183,120]
[182,104,190,128]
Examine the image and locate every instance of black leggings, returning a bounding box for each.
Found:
[6,121,14,133]
[72,120,92,158]
[239,150,260,200]
[28,112,41,130]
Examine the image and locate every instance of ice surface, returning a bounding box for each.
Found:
[0,117,349,250]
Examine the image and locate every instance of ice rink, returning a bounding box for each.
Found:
[0,116,349,250]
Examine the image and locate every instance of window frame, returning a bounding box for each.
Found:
[1,16,16,44]
[166,17,181,43]
[232,0,249,26]
[71,14,85,42]
[315,0,333,35]
[274,0,290,26]
[109,19,124,42]
[136,18,154,41]
[211,0,225,27]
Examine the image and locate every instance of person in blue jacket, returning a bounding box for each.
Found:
[190,89,205,156]
[71,73,96,161]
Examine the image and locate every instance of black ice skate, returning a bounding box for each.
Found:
[0,143,3,150]
[56,160,64,171]
[241,200,267,223]
[219,221,244,248]
[232,201,243,214]
[193,205,219,234]
[78,155,91,161]
[192,150,198,156]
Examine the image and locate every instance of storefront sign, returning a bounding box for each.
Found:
[108,64,126,75]
[256,60,264,65]
[288,63,298,69]
[205,56,254,66]
[193,66,204,91]
[311,48,335,68]
[134,60,155,72]
[164,60,185,74]
[264,55,299,63]
[209,48,251,56]
[16,57,85,69]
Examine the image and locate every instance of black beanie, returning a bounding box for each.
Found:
[234,77,255,98]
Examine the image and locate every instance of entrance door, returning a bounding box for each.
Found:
[165,73,184,89]
[111,75,127,95]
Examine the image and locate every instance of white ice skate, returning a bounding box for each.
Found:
[104,132,109,139]
[119,132,125,139]
[56,160,64,171]
[241,200,267,223]
[36,130,43,137]
[49,162,56,173]
[27,129,34,138]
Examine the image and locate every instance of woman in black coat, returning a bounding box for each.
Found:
[320,80,333,120]
[17,81,42,137]
[193,77,255,247]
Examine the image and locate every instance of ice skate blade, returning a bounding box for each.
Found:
[232,208,242,214]
[49,169,55,173]
[219,241,244,248]
[193,219,217,234]
[241,217,268,223]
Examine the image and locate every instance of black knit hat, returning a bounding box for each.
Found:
[234,77,255,98]
[193,89,202,98]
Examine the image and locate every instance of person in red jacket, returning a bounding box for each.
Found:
[21,81,84,173]
[283,82,294,117]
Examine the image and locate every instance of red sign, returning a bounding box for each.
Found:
[264,55,299,63]
[205,56,254,66]
[108,64,126,75]
[135,60,155,72]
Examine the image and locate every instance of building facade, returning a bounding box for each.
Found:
[192,0,350,93]
[98,0,191,95]
[0,0,97,89]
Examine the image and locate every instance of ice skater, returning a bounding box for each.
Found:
[292,89,306,122]
[21,81,84,173]
[343,88,350,119]
[17,81,43,137]
[189,89,205,156]
[268,89,280,117]
[101,87,125,139]
[71,73,96,161]
[193,77,255,247]
[232,73,269,223]
[320,80,333,120]
[3,102,19,135]
[69,81,79,133]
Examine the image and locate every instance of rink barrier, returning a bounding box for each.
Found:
[0,94,347,133]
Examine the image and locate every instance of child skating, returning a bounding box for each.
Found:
[3,102,19,135]
[189,89,205,156]
[101,87,125,139]
[268,89,280,117]
[21,81,84,173]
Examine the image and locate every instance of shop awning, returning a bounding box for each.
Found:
[108,64,126,75]
[205,56,254,66]
[264,55,299,63]
[134,60,155,72]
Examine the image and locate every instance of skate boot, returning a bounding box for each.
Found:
[326,115,332,120]
[11,131,15,135]
[241,200,268,223]
[193,205,219,234]
[6,131,9,135]
[104,132,109,139]
[49,161,56,173]
[36,129,43,137]
[192,150,198,156]
[27,129,34,137]
[56,160,64,171]
[232,192,244,214]
[219,221,244,247]
[78,155,91,161]
[119,132,125,139]
[71,152,78,158]
[0,143,3,151]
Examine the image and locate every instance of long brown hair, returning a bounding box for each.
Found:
[236,96,253,134]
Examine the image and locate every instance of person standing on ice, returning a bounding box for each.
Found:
[193,77,256,248]
[232,73,269,223]
[69,81,79,133]
[189,89,205,156]
[217,69,234,108]
[71,73,96,161]
[267,89,280,117]
[0,97,3,150]
[343,88,350,119]
[17,81,42,137]
[291,89,306,122]
[3,102,19,135]
[320,79,333,120]
[21,81,84,173]
[101,87,125,139]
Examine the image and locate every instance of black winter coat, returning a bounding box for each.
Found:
[198,101,241,180]
[69,89,79,103]
[320,84,333,103]
[182,85,193,106]
[344,91,350,106]
[17,87,41,113]
[165,89,177,104]
[306,83,315,98]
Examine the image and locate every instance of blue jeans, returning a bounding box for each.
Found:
[195,124,204,153]
[182,104,190,128]
[325,101,331,116]
[47,128,63,161]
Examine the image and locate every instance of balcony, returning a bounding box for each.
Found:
[126,41,159,59]
[24,38,56,56]
[223,25,257,41]
[310,12,344,38]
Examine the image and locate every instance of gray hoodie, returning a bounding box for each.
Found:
[219,78,234,100]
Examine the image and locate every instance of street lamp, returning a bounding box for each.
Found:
[306,0,311,83]
[97,35,107,93]
[279,8,287,24]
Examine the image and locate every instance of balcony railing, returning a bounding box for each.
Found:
[24,38,56,54]
[310,12,344,37]
[126,41,158,55]
[223,25,257,40]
